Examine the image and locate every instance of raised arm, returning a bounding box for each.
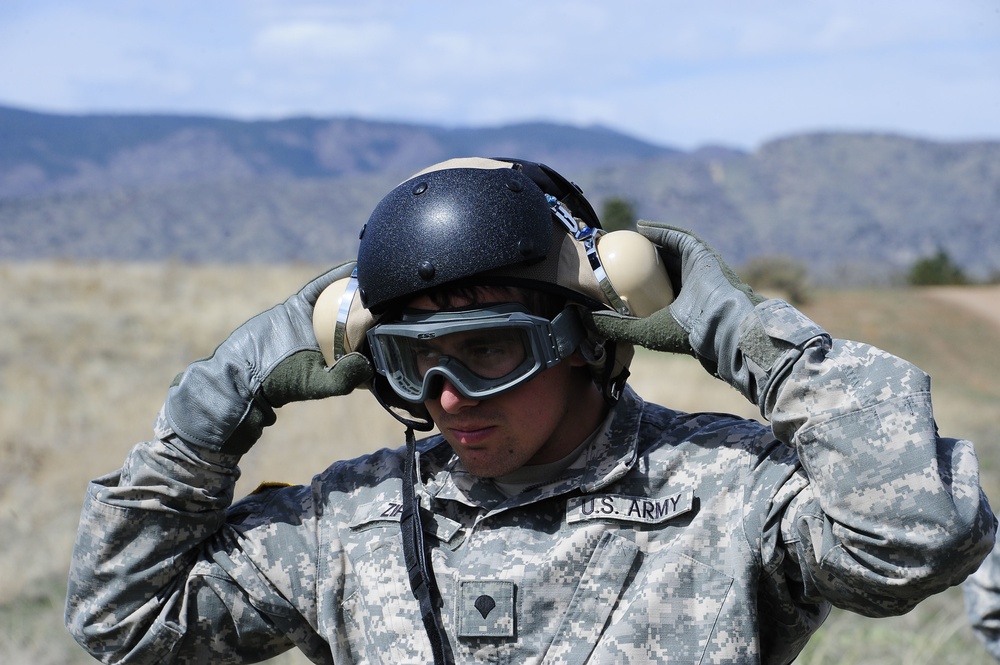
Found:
[586,222,995,614]
[65,262,372,664]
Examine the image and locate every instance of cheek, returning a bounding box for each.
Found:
[509,366,574,424]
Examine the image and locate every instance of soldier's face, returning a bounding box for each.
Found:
[407,289,607,478]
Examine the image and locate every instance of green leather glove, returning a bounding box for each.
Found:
[164,262,373,456]
[585,221,829,417]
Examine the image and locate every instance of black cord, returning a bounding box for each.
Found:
[400,427,454,664]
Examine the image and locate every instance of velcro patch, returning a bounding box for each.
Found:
[566,490,693,525]
[349,502,463,544]
[351,501,407,524]
[457,580,515,638]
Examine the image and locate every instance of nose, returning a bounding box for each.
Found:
[436,378,479,414]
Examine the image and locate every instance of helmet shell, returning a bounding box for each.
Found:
[357,163,554,312]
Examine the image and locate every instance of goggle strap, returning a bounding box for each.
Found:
[371,376,436,431]
[549,307,587,361]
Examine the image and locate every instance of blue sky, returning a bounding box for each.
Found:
[1,0,997,149]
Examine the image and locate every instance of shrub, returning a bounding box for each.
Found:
[740,255,813,305]
[907,249,968,286]
[600,197,637,232]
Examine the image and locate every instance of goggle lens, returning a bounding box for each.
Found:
[413,327,529,379]
[367,304,583,403]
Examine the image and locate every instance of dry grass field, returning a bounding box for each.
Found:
[2,261,999,664]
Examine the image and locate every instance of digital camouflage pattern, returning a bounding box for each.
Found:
[66,301,996,664]
[966,543,1000,661]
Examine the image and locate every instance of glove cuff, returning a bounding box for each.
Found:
[164,355,265,455]
[737,299,831,418]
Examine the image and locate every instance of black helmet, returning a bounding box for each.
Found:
[356,157,607,314]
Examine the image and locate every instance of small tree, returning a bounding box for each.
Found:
[740,255,813,305]
[601,197,637,232]
[907,249,968,286]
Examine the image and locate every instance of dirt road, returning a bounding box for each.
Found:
[922,285,1000,333]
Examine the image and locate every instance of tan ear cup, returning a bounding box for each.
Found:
[313,273,376,368]
[595,230,675,317]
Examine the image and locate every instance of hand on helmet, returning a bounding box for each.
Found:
[584,222,829,417]
[164,262,373,456]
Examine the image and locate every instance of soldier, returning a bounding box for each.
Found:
[967,544,1000,661]
[66,157,994,664]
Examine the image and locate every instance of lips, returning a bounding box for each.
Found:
[444,423,496,446]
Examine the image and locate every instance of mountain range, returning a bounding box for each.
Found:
[2,104,998,285]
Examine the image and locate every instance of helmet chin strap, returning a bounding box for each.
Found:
[371,375,436,431]
[401,426,454,664]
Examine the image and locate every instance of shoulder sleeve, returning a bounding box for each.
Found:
[764,339,995,616]
[65,412,333,664]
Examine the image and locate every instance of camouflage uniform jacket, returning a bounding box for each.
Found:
[66,339,995,665]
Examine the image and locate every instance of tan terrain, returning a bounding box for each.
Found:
[924,285,1000,332]
[2,262,999,665]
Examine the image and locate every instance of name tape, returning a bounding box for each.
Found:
[567,490,694,525]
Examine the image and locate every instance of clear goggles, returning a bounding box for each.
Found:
[367,303,585,403]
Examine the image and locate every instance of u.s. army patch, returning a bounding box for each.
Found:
[566,490,694,525]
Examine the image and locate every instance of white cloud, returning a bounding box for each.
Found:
[0,0,996,148]
[253,20,395,59]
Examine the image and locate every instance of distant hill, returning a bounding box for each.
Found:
[0,105,674,197]
[1,105,997,284]
[573,133,1000,284]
